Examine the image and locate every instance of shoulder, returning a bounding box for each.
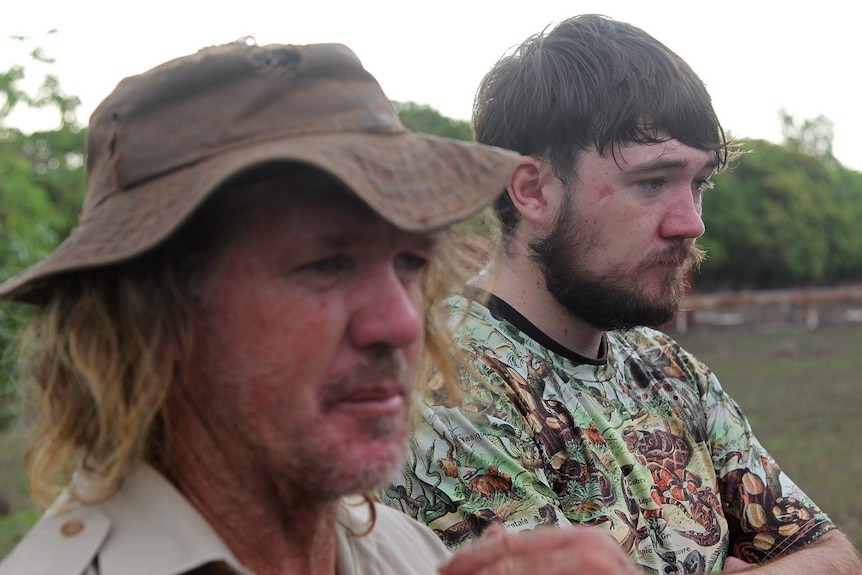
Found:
[444,293,503,332]
[337,498,450,574]
[611,326,709,372]
[374,502,452,551]
[609,325,684,353]
[0,504,108,575]
[0,465,246,575]
[609,326,716,397]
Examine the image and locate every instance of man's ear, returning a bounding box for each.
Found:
[507,156,561,228]
[160,331,187,368]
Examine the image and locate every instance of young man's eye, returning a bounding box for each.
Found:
[640,178,665,192]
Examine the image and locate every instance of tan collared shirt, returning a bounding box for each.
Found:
[0,465,450,574]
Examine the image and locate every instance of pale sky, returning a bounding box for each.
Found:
[3,0,860,171]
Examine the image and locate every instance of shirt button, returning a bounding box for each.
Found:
[61,520,85,537]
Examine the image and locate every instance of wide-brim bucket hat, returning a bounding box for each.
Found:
[0,41,520,303]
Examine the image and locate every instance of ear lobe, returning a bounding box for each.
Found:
[507,156,560,227]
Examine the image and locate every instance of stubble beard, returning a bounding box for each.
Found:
[295,351,414,499]
[530,208,705,332]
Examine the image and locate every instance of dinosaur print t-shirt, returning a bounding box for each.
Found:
[383,292,834,574]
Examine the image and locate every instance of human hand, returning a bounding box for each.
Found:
[722,556,756,572]
[438,525,641,575]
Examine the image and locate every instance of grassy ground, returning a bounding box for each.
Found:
[673,323,862,553]
[1,324,860,559]
[0,427,36,559]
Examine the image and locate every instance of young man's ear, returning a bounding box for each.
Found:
[507,156,564,229]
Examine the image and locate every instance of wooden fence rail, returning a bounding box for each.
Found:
[670,285,862,334]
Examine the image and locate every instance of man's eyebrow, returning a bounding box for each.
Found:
[414,232,440,250]
[312,229,439,249]
[628,157,718,174]
[309,231,352,247]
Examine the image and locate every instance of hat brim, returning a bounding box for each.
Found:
[0,130,519,303]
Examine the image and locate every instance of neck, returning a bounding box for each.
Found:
[475,248,604,360]
[164,402,340,575]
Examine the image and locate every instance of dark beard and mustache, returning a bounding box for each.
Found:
[530,205,705,332]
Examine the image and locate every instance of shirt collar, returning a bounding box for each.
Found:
[77,464,250,575]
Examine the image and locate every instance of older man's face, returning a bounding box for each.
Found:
[185,175,435,501]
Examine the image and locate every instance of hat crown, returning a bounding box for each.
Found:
[0,41,520,304]
[84,42,404,216]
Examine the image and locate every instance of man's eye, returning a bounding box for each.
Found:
[307,255,349,274]
[395,253,429,273]
[640,178,664,192]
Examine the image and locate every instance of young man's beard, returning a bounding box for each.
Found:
[529,206,704,332]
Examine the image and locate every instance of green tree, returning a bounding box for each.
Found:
[697,126,862,291]
[780,109,836,161]
[394,101,472,141]
[0,34,85,429]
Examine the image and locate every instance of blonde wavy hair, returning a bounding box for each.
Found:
[20,256,194,508]
[18,163,480,510]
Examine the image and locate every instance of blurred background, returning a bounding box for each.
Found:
[2,0,860,557]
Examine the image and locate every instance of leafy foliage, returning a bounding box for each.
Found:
[780,109,836,160]
[0,34,85,430]
[698,136,862,290]
[394,101,472,141]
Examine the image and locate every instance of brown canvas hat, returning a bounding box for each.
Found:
[0,41,519,303]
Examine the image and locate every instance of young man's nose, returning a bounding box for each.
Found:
[660,189,706,240]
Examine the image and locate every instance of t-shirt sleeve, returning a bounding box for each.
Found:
[702,366,835,562]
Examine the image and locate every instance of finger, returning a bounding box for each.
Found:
[440,527,621,575]
[478,524,507,542]
[439,528,519,575]
[723,556,756,572]
[441,540,640,575]
[477,525,613,555]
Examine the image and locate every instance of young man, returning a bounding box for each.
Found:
[0,41,641,575]
[383,14,862,574]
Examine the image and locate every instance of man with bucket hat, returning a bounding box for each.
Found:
[0,40,642,575]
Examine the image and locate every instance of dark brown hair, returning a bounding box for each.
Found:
[473,14,733,239]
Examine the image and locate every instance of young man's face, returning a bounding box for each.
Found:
[534,137,715,330]
[185,174,435,501]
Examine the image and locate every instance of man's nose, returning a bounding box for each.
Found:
[660,188,706,240]
[348,269,424,350]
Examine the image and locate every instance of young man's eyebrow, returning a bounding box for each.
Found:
[628,157,718,175]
